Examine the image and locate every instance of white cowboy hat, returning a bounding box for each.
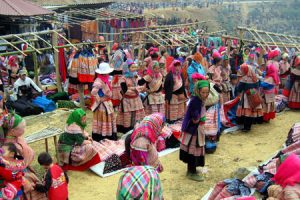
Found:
[95,62,113,74]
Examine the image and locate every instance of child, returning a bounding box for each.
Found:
[229,74,239,100]
[35,152,69,200]
[0,143,24,200]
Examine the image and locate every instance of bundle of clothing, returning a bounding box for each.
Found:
[208,178,251,200]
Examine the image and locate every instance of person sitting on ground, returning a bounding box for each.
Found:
[13,69,42,100]
[116,166,164,200]
[35,152,69,200]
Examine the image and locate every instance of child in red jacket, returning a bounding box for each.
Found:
[35,152,69,200]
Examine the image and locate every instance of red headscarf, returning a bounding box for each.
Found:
[240,63,258,83]
[266,64,280,85]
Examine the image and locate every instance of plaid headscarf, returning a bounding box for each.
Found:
[116,166,163,200]
[66,108,87,129]
[131,113,165,144]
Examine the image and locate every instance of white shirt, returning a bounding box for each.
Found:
[14,77,42,97]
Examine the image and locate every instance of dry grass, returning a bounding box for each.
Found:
[24,108,300,200]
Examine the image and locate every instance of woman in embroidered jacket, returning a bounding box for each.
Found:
[164,60,187,123]
[110,49,125,109]
[91,63,117,141]
[260,64,279,122]
[117,59,145,133]
[138,61,165,115]
[58,109,102,167]
[180,80,210,182]
[130,113,165,173]
[2,113,47,200]
[279,53,290,88]
[283,55,300,109]
[236,63,263,131]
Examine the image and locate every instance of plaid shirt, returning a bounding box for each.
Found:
[117,166,163,200]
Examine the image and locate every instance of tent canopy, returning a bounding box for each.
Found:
[0,0,54,16]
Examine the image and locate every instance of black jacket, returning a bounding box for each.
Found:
[164,72,186,103]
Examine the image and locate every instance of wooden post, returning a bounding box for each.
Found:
[32,51,39,85]
[52,32,63,92]
[78,84,85,109]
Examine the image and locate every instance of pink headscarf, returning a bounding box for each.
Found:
[147,61,160,79]
[191,73,206,81]
[169,60,181,78]
[97,74,111,90]
[131,113,165,144]
[266,64,280,85]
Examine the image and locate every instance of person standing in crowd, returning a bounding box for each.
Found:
[208,52,223,86]
[138,61,165,115]
[117,59,145,133]
[91,63,117,141]
[129,113,165,172]
[247,53,263,80]
[164,60,187,123]
[260,64,279,122]
[110,49,125,109]
[159,49,168,78]
[236,63,263,131]
[279,53,290,88]
[221,55,231,103]
[180,80,210,182]
[229,46,243,74]
[13,69,42,100]
[283,55,300,109]
[187,52,206,94]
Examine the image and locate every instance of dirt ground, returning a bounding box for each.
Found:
[23,109,299,200]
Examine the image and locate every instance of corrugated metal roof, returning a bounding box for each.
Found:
[0,0,54,16]
[34,0,113,6]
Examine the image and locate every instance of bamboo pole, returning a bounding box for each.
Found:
[32,33,59,53]
[32,51,39,85]
[0,39,38,46]
[52,32,62,92]
[222,35,300,48]
[237,26,300,40]
[78,84,85,109]
[14,35,42,54]
[0,37,26,56]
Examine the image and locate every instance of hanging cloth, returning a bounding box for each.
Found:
[58,43,67,83]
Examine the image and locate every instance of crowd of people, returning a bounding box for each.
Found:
[108,0,231,14]
[0,33,300,199]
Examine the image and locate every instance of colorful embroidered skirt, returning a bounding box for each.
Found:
[165,101,186,122]
[179,132,205,167]
[92,103,117,137]
[288,80,300,109]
